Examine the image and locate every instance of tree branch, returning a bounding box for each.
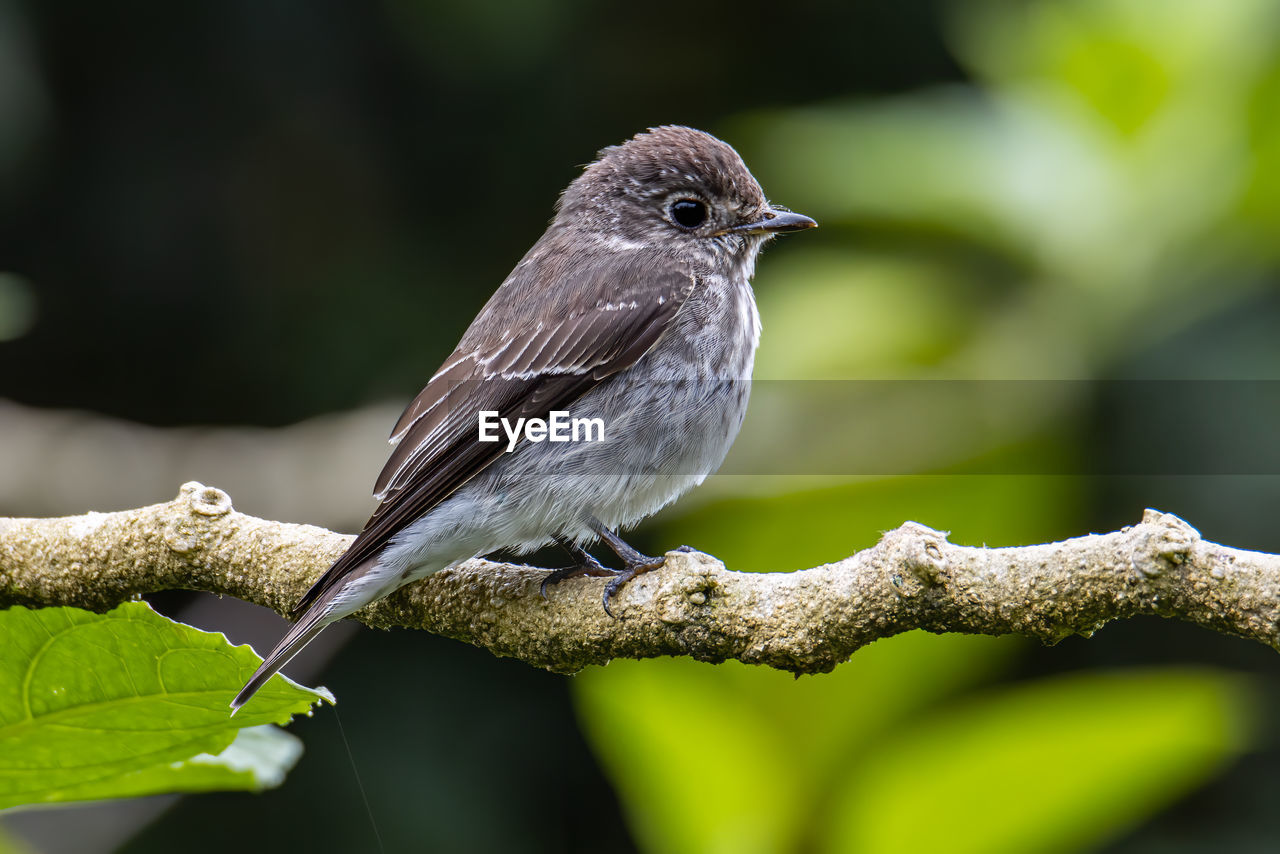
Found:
[2,482,1277,673]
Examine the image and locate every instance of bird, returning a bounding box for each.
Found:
[231,125,815,711]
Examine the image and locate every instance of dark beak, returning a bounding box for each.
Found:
[728,208,818,236]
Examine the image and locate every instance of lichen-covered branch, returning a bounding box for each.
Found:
[2,482,1278,673]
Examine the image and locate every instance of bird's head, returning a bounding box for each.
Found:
[557,126,816,268]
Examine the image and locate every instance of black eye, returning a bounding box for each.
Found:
[670,199,708,229]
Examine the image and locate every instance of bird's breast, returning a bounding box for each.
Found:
[651,271,760,380]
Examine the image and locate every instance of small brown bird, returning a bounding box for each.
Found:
[232,126,815,711]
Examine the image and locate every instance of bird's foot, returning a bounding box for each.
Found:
[586,521,672,617]
[601,552,667,618]
[540,541,618,599]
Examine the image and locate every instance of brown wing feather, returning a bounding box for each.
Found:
[291,252,696,617]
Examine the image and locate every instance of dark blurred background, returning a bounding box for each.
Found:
[3,0,1280,852]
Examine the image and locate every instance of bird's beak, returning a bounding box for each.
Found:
[727,208,818,236]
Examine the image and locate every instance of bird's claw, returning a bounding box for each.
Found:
[601,553,667,617]
[539,551,616,599]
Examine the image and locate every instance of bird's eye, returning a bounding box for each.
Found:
[670,199,708,229]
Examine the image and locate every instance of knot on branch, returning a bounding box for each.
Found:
[644,549,724,625]
[877,521,951,598]
[163,483,234,556]
[182,482,234,517]
[1137,509,1201,568]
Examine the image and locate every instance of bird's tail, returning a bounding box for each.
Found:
[230,602,337,714]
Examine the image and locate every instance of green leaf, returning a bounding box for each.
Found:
[28,725,304,805]
[0,602,331,809]
[820,669,1255,854]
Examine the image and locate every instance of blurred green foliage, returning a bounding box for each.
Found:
[577,635,1019,854]
[579,660,1251,854]
[743,0,1280,379]
[572,1,1280,851]
[0,272,33,342]
[824,669,1252,854]
[0,827,32,854]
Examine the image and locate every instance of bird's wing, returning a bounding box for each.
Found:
[291,253,697,617]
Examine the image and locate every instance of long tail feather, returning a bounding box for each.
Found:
[230,606,336,713]
[232,554,391,713]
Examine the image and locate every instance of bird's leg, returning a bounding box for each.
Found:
[589,519,668,617]
[539,537,620,599]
